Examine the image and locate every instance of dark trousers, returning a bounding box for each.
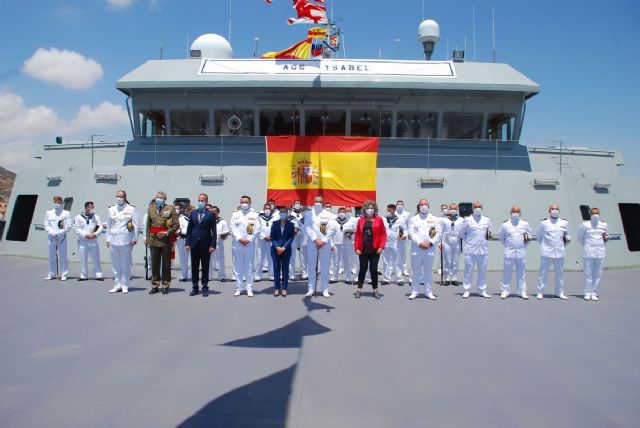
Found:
[150,245,171,287]
[357,252,380,289]
[272,248,292,290]
[190,245,211,289]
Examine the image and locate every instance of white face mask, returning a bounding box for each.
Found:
[324,206,331,212]
[442,209,449,216]
[511,212,520,220]
[293,204,301,211]
[88,208,95,215]
[396,204,404,213]
[419,205,429,214]
[314,202,323,210]
[449,209,458,217]
[116,197,125,205]
[241,203,250,210]
[346,212,353,219]
[591,214,600,221]
[365,208,374,216]
[264,209,271,217]
[53,203,62,210]
[550,209,560,218]
[338,212,346,219]
[473,208,482,216]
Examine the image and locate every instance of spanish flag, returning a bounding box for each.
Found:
[266,136,379,206]
[261,27,327,59]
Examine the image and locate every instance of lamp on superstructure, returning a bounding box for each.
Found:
[418,19,440,61]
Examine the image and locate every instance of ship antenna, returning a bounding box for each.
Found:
[472,3,476,61]
[228,0,232,44]
[422,0,425,21]
[159,43,163,60]
[492,5,496,63]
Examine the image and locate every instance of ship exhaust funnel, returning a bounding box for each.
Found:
[418,19,440,60]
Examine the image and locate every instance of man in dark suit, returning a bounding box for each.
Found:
[271,206,296,297]
[186,193,217,297]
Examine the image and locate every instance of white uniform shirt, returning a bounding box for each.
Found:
[304,207,337,244]
[216,218,230,243]
[106,204,139,246]
[257,213,276,240]
[178,214,189,237]
[44,208,72,237]
[230,208,261,243]
[578,219,608,259]
[382,215,402,250]
[498,218,533,259]
[440,215,465,247]
[537,218,569,258]
[332,216,354,246]
[408,213,441,255]
[395,209,411,240]
[292,210,306,246]
[73,213,103,242]
[459,215,493,256]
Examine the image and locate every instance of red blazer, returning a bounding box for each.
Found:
[354,216,387,252]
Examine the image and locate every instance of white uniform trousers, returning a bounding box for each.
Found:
[110,244,132,288]
[288,244,298,279]
[443,243,461,281]
[333,244,354,282]
[176,239,189,280]
[47,235,69,277]
[299,244,309,278]
[463,254,488,292]
[397,239,408,274]
[383,247,400,282]
[78,241,103,279]
[233,242,256,291]
[255,240,273,280]
[583,257,604,296]
[537,256,564,295]
[410,250,435,294]
[501,257,526,294]
[307,243,331,292]
[211,242,227,280]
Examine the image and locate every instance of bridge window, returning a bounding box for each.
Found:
[351,110,393,137]
[171,110,209,136]
[215,110,238,136]
[260,109,299,136]
[442,112,482,140]
[138,110,166,137]
[619,203,640,252]
[397,112,437,138]
[6,195,38,242]
[487,113,515,141]
[305,109,346,136]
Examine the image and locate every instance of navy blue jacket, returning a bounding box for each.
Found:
[270,220,295,253]
[186,209,217,250]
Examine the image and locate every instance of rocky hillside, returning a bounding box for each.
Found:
[0,166,16,201]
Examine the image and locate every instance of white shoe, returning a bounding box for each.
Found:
[403,270,411,277]
[583,294,591,301]
[305,290,314,297]
[556,292,568,300]
[426,292,437,301]
[500,291,509,299]
[60,276,67,281]
[44,275,54,280]
[234,290,242,296]
[109,286,121,293]
[462,291,470,299]
[520,292,529,300]
[480,291,492,298]
[247,290,254,297]
[408,291,419,300]
[536,293,543,300]
[322,290,331,298]
[591,295,599,301]
[253,276,261,282]
[121,287,129,294]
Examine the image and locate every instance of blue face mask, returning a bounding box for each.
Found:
[198,201,206,210]
[155,198,165,207]
[280,212,287,220]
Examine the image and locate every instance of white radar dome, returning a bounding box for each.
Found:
[190,34,233,59]
[418,20,440,44]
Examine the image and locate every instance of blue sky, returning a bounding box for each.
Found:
[1,0,639,175]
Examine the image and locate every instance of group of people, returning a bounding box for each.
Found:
[43,192,609,301]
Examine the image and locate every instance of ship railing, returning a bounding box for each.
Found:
[43,135,129,169]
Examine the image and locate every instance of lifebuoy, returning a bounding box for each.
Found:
[228,115,242,131]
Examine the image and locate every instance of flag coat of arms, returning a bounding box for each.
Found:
[266,136,379,206]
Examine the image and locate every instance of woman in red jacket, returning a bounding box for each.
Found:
[354,200,386,299]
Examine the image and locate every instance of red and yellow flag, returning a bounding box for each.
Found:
[266,136,379,206]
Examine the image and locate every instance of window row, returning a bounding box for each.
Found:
[138,109,517,140]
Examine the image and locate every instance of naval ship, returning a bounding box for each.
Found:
[1,19,639,270]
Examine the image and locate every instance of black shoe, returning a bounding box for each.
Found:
[78,278,88,282]
[149,288,159,295]
[444,280,451,286]
[452,280,459,286]
[95,277,104,281]
[179,278,189,282]
[189,288,199,296]
[220,278,226,283]
[202,288,209,297]
[162,288,169,295]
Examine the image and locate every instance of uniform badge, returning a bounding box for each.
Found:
[320,223,327,235]
[57,219,65,229]
[127,220,134,232]
[247,223,254,235]
[486,230,493,240]
[602,233,609,242]
[164,218,173,228]
[523,232,531,242]
[429,227,436,238]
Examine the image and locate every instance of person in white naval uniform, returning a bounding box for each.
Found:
[73,201,104,281]
[286,206,302,281]
[210,206,230,282]
[331,207,356,284]
[458,201,493,299]
[408,199,441,300]
[255,203,275,282]
[498,205,533,299]
[230,195,261,297]
[289,201,307,280]
[395,200,412,277]
[578,207,608,301]
[106,190,138,294]
[304,195,337,298]
[536,204,570,300]
[436,204,450,277]
[176,205,191,282]
[44,195,72,280]
[441,203,464,286]
[382,204,403,285]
